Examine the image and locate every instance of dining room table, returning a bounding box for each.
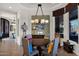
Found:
[32,38,49,56]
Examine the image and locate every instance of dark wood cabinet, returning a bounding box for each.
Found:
[63,42,74,53]
[0,18,9,39]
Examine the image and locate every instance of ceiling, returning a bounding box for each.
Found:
[21,3,59,8]
[0,3,67,14]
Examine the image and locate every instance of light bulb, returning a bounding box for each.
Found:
[45,20,48,23]
[41,19,45,24]
[31,20,35,23]
[35,19,39,23]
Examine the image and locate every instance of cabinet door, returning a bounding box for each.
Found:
[0,19,1,34]
[1,18,9,38]
[0,19,1,33]
[5,20,9,36]
[69,7,78,43]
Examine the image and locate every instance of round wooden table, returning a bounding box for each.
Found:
[32,39,49,55]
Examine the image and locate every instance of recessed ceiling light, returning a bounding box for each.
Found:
[9,6,12,9]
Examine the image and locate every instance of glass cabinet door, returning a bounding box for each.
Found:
[69,6,78,43]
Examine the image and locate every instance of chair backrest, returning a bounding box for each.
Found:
[47,42,53,54]
[27,35,32,40]
[22,38,29,55]
[28,41,33,54]
[52,38,59,55]
[26,35,33,54]
[53,38,59,47]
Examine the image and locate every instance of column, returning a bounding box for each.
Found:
[50,17,55,41]
[63,12,69,41]
[16,11,21,45]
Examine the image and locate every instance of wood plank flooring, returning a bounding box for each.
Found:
[0,40,77,56]
[0,40,23,56]
[57,47,76,56]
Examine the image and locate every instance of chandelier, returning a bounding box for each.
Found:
[31,4,49,24]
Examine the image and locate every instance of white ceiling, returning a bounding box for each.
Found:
[21,3,59,8]
[0,3,67,14]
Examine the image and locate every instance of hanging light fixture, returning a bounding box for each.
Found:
[41,19,45,24]
[35,4,44,24]
[31,20,35,23]
[31,4,49,24]
[35,4,44,16]
[45,20,49,23]
[34,19,39,23]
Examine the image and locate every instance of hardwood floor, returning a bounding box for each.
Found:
[0,40,77,56]
[0,40,23,56]
[57,47,76,56]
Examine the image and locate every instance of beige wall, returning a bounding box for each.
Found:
[0,4,67,45]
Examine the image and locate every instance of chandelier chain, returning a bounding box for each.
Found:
[35,4,44,16]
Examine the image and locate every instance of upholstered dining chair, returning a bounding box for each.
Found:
[52,37,59,56]
[27,35,39,56]
[41,42,53,56]
[22,35,39,56]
